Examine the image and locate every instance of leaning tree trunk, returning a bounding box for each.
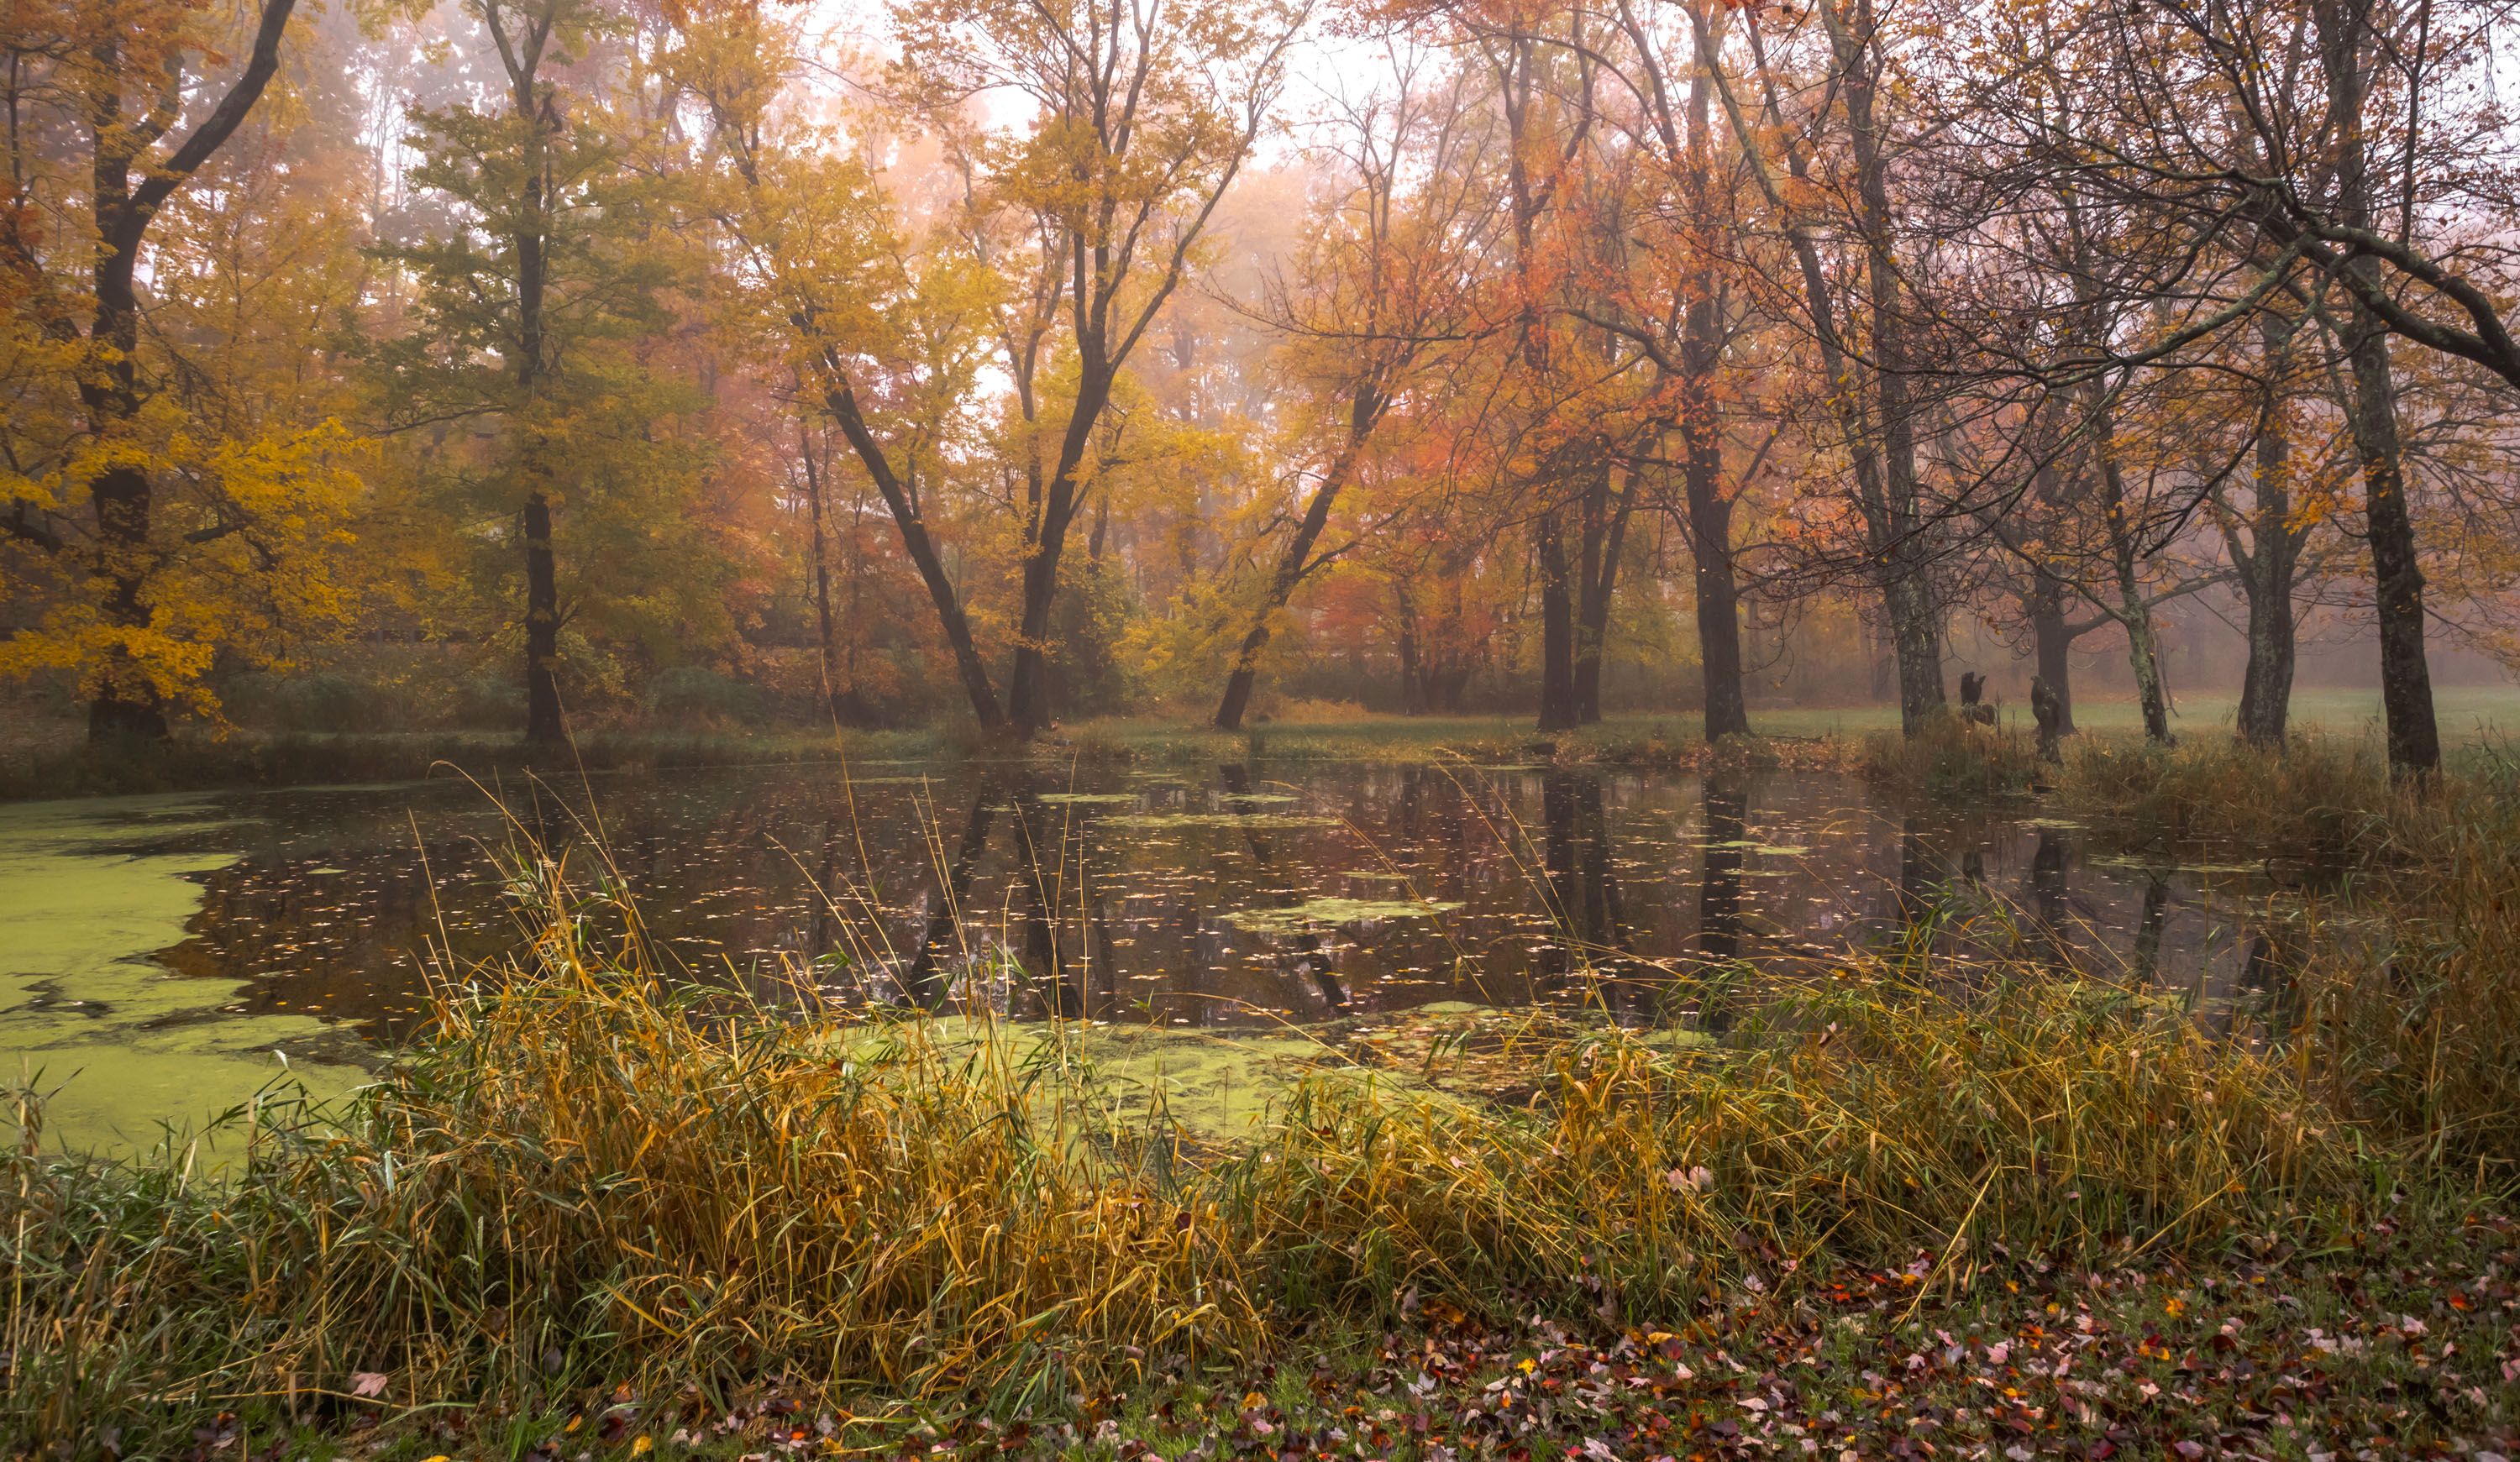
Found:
[1215,402,1377,731]
[815,369,1002,731]
[2084,384,2169,742]
[2097,447,2171,745]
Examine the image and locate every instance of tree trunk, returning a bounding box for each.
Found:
[1536,517,1579,732]
[2234,397,2297,747]
[1677,416,1750,741]
[816,369,1002,730]
[85,245,162,741]
[1884,575,1945,732]
[1214,402,1376,731]
[2344,329,2439,777]
[2028,568,2076,736]
[1676,0,1748,743]
[1214,660,1262,733]
[2097,446,2171,744]
[522,490,564,746]
[84,460,167,742]
[1830,0,1944,732]
[1007,549,1062,736]
[1571,480,1620,727]
[74,0,299,744]
[1571,465,1640,725]
[1720,0,1940,732]
[2314,0,2439,778]
[2080,382,2169,743]
[1393,580,1428,715]
[1004,369,1116,737]
[798,425,843,726]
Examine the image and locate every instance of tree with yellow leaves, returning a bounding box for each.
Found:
[0,0,374,741]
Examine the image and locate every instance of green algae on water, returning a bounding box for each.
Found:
[0,796,365,1156]
[1224,896,1464,935]
[1103,811,1341,830]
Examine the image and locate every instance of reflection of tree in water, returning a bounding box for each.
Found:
[1536,769,1641,1017]
[2229,917,2302,1042]
[1004,776,1124,1020]
[1694,771,1747,1035]
[131,760,2276,1058]
[2024,828,2073,976]
[898,784,997,1010]
[1896,817,1935,930]
[1221,762,1347,1014]
[2129,870,2172,987]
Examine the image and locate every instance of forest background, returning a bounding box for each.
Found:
[8,0,2520,775]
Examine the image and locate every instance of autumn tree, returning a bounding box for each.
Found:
[1210,59,1494,731]
[890,0,1298,736]
[0,0,371,740]
[376,0,708,745]
[1698,0,1950,733]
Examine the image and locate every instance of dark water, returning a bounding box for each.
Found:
[84,758,2298,1044]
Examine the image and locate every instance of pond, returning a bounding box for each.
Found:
[0,757,2305,1151]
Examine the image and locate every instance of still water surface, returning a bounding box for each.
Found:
[0,758,2301,1149]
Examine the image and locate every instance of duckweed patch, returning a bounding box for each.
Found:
[1223,896,1465,935]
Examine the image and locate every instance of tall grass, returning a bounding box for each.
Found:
[1236,971,2355,1318]
[1,930,2387,1451]
[2052,735,2398,860]
[1855,711,2041,798]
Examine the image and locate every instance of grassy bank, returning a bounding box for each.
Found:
[8,734,2520,1456]
[10,757,2520,1457]
[11,684,2517,800]
[0,726,951,801]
